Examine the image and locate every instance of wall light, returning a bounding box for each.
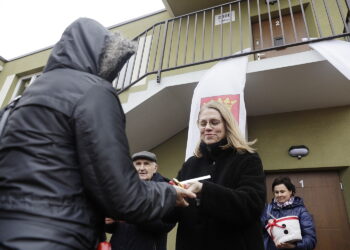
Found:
[288,145,309,159]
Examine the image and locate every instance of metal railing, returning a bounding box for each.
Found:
[114,0,350,93]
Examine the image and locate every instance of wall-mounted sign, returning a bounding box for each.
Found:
[215,11,235,25]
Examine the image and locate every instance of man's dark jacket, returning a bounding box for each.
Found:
[0,18,175,250]
[106,173,175,250]
[166,140,266,250]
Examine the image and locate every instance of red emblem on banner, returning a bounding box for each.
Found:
[201,95,240,124]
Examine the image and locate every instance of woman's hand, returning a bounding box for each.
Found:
[276,242,296,249]
[187,181,203,193]
[174,185,196,207]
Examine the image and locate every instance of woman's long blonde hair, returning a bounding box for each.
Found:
[194,100,256,157]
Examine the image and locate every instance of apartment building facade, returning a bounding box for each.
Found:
[1,0,350,249]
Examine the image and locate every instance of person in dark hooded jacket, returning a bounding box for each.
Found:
[261,177,316,250]
[105,151,175,250]
[0,18,195,250]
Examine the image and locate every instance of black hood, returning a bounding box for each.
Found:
[44,18,136,82]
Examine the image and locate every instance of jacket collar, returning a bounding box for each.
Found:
[199,139,233,161]
[272,196,304,209]
[151,172,169,183]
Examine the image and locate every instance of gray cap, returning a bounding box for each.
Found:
[132,151,157,162]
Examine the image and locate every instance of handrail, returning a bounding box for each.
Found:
[115,0,350,94]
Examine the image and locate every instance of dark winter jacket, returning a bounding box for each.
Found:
[106,173,175,250]
[261,197,317,250]
[165,140,266,250]
[0,18,176,250]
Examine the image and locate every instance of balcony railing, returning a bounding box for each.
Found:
[114,0,350,93]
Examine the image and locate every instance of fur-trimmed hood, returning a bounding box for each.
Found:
[44,18,136,82]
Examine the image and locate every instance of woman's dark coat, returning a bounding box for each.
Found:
[261,197,317,250]
[166,141,266,250]
[0,18,176,250]
[106,173,175,250]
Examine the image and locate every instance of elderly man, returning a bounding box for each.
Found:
[106,151,175,250]
[133,151,165,181]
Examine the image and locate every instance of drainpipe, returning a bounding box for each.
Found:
[0,55,7,72]
[346,0,350,18]
[346,0,350,42]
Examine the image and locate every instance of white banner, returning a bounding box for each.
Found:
[309,40,350,80]
[185,53,249,160]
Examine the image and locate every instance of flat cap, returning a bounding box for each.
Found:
[132,151,157,162]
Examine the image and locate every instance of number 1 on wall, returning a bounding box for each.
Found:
[299,179,304,188]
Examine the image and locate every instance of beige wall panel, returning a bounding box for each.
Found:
[110,11,172,39]
[248,106,350,170]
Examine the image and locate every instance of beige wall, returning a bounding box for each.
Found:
[110,11,172,39]
[153,129,187,178]
[152,105,350,250]
[248,106,350,170]
[0,50,50,107]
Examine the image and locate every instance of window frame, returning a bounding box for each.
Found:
[11,73,41,100]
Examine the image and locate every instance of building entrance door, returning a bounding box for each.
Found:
[252,12,310,60]
[266,171,350,250]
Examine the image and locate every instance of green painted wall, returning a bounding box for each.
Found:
[0,50,50,107]
[152,105,350,250]
[248,106,350,171]
[309,0,348,37]
[152,129,187,180]
[110,11,172,39]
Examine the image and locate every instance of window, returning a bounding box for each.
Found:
[11,73,41,100]
[274,36,284,46]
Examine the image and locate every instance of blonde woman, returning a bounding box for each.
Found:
[167,100,266,250]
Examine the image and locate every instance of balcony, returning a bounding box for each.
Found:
[115,0,349,92]
[115,0,350,152]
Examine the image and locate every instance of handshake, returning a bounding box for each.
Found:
[170,175,211,207]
